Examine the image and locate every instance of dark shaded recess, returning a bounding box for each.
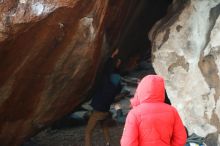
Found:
[84,0,173,105]
[92,0,172,94]
[103,0,172,73]
[118,0,172,67]
[58,0,173,129]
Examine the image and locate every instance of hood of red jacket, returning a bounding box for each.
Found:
[130,75,165,107]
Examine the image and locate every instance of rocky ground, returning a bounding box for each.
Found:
[25,122,124,146]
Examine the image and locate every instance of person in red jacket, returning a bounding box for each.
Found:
[121,75,187,146]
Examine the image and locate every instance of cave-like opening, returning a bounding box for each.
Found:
[117,0,172,72]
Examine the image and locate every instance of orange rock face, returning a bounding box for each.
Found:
[0,0,144,145]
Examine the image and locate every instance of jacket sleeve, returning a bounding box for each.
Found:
[171,108,187,146]
[120,111,139,146]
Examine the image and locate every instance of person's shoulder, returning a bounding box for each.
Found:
[163,103,174,108]
[129,105,144,117]
[128,107,139,116]
[126,108,140,122]
[164,104,181,115]
[158,103,178,113]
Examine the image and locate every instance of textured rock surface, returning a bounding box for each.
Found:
[0,0,77,42]
[0,0,173,145]
[0,0,141,145]
[5,0,220,145]
[152,0,220,145]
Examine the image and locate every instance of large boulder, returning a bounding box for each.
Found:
[0,0,144,145]
[152,0,220,145]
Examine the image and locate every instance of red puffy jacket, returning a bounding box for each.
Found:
[121,75,187,146]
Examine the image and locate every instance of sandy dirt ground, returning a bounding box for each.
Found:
[29,123,124,146]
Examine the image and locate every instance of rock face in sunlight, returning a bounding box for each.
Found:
[151,0,220,145]
[0,0,142,145]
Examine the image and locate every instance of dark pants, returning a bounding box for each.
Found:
[85,111,110,146]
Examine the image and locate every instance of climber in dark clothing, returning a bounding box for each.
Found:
[90,72,122,112]
[85,49,122,146]
[90,49,122,111]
